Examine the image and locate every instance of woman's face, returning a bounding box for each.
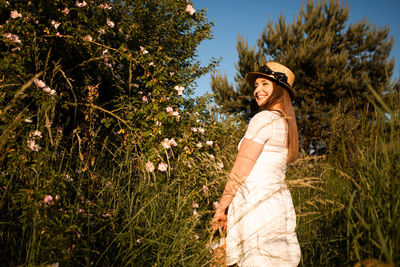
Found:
[253,77,274,107]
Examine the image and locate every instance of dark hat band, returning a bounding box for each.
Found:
[257,65,291,89]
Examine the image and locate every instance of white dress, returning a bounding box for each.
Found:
[226,110,301,267]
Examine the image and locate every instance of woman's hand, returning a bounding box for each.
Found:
[212,209,227,231]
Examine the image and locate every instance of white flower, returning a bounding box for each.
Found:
[197,127,205,134]
[83,35,92,41]
[140,46,148,54]
[3,33,21,44]
[190,127,198,133]
[216,162,224,170]
[166,107,173,113]
[158,162,168,172]
[27,139,40,151]
[161,138,171,149]
[51,20,60,29]
[213,201,219,210]
[24,118,32,123]
[193,209,199,218]
[192,201,199,209]
[65,174,73,182]
[196,142,202,148]
[42,86,55,95]
[174,85,184,95]
[145,161,155,173]
[148,62,155,67]
[208,154,215,159]
[156,121,162,127]
[10,10,22,19]
[29,130,42,138]
[194,234,199,240]
[171,111,179,117]
[185,4,196,15]
[106,18,115,28]
[169,72,175,76]
[34,79,46,88]
[49,89,57,95]
[76,1,87,7]
[99,3,112,10]
[206,141,213,146]
[169,138,177,147]
[136,239,141,243]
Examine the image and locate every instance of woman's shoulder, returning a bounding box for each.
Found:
[252,110,282,121]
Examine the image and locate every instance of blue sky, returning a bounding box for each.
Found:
[191,0,400,97]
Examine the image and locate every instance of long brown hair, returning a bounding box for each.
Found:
[260,82,299,163]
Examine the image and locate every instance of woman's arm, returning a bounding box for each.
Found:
[212,137,264,229]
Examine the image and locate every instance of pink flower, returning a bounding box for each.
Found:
[197,127,205,134]
[190,127,198,133]
[98,28,106,34]
[158,162,168,172]
[56,32,62,37]
[44,195,53,204]
[216,162,224,170]
[194,234,199,240]
[10,10,22,19]
[29,130,42,138]
[193,209,199,218]
[202,185,208,193]
[76,1,87,7]
[83,35,93,41]
[62,8,70,15]
[161,138,171,149]
[206,141,213,146]
[169,138,177,146]
[185,4,196,15]
[145,161,155,173]
[174,85,184,95]
[34,79,46,88]
[51,20,60,29]
[140,46,148,54]
[171,111,179,117]
[192,201,199,208]
[166,107,173,113]
[3,33,21,44]
[99,3,112,10]
[136,238,141,243]
[42,86,56,95]
[27,139,40,151]
[133,83,139,88]
[142,96,148,102]
[196,142,202,148]
[106,18,115,28]
[148,62,155,67]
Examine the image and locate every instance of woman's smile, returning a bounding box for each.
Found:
[254,77,274,106]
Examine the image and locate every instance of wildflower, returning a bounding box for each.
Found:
[49,263,59,267]
[65,174,73,182]
[206,140,213,146]
[136,239,141,243]
[99,3,112,10]
[161,138,171,149]
[29,130,42,138]
[132,83,139,88]
[145,161,155,173]
[208,154,215,159]
[44,195,53,204]
[169,138,177,146]
[194,234,199,240]
[174,85,185,95]
[62,8,70,15]
[51,20,60,29]
[197,127,205,134]
[83,35,92,41]
[193,209,199,218]
[27,139,40,151]
[56,32,62,37]
[148,62,155,67]
[202,185,208,193]
[3,33,21,44]
[191,127,198,133]
[142,96,148,102]
[106,18,115,28]
[169,72,175,76]
[166,107,173,113]
[156,121,162,126]
[196,142,202,148]
[158,162,168,172]
[184,146,191,154]
[192,201,199,208]
[213,201,219,210]
[216,162,224,170]
[24,118,32,123]
[76,1,87,7]
[185,4,196,15]
[34,79,46,88]
[42,86,56,95]
[98,28,105,34]
[10,10,22,19]
[140,46,148,54]
[171,111,179,117]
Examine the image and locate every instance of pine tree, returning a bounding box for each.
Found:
[211,0,394,154]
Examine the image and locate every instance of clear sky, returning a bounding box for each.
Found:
[191,0,400,97]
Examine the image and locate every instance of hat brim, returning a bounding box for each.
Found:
[246,72,295,101]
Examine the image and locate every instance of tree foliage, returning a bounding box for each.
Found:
[211,0,394,154]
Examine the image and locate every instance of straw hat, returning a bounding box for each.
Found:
[246,62,295,100]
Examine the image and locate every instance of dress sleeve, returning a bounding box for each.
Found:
[244,111,279,144]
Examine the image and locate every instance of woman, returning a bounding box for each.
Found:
[212,62,301,266]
